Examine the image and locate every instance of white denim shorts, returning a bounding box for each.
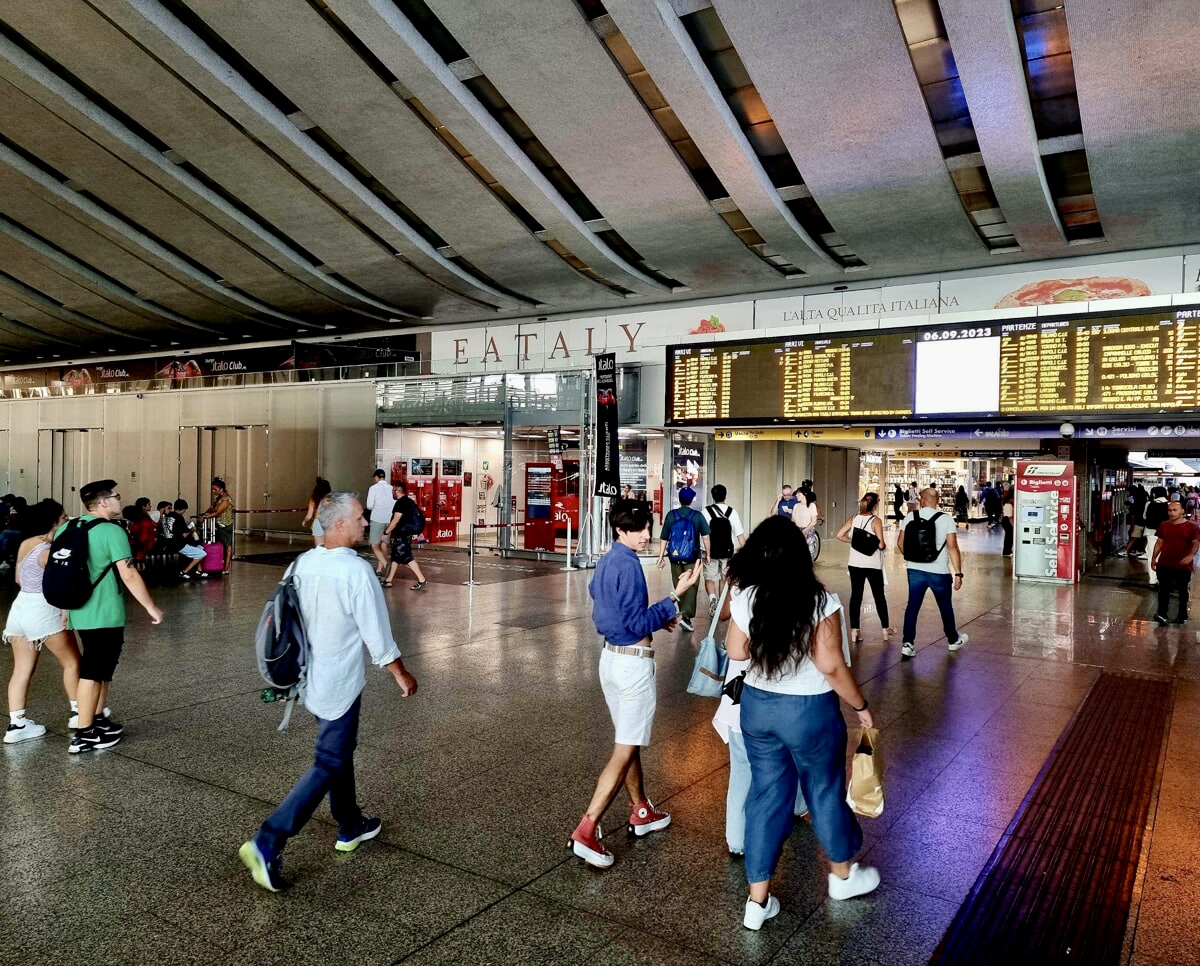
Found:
[3,592,66,649]
[599,648,657,747]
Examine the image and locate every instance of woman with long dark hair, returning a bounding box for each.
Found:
[303,477,332,547]
[725,516,879,930]
[834,492,890,642]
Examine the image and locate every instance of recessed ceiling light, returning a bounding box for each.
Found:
[170,342,179,346]
[218,337,229,341]
[242,334,252,339]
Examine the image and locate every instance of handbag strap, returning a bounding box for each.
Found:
[707,580,731,638]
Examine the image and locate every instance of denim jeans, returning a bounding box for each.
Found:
[726,730,808,854]
[255,695,363,860]
[740,687,862,883]
[902,569,959,645]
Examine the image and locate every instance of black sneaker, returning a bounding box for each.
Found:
[179,571,192,580]
[411,580,427,591]
[72,726,121,751]
[1155,614,1169,626]
[68,733,94,754]
[94,715,124,737]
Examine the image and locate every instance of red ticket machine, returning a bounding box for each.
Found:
[431,459,463,543]
[406,457,436,542]
[551,460,580,540]
[525,464,555,551]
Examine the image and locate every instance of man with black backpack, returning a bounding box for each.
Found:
[240,492,417,892]
[703,484,745,617]
[655,487,709,632]
[47,480,163,753]
[381,481,428,590]
[897,487,967,661]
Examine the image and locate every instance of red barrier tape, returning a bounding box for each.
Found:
[234,508,307,514]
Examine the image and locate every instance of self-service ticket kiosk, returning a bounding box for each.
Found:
[432,459,464,543]
[524,464,555,551]
[1014,460,1077,583]
[406,457,436,541]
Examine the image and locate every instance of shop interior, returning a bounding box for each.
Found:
[375,426,666,555]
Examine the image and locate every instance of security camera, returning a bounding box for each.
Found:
[136,393,144,399]
[1059,422,1075,438]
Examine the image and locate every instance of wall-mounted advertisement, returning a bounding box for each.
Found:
[619,439,648,500]
[671,439,705,508]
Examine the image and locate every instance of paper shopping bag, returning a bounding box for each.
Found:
[846,727,884,818]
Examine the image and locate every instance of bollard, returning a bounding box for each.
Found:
[463,523,481,586]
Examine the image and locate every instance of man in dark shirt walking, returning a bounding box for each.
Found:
[381,482,428,591]
[568,502,701,869]
[1151,500,1200,625]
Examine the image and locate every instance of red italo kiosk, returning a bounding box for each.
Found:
[400,458,437,541]
[524,461,580,551]
[433,459,464,543]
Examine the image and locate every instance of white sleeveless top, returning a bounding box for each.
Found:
[846,514,883,569]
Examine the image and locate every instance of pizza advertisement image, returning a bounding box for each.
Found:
[994,276,1151,308]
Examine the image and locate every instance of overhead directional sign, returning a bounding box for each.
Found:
[714,427,876,442]
[1077,424,1200,439]
[874,425,1059,441]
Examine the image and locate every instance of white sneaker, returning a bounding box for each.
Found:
[743,894,780,930]
[679,617,694,632]
[901,642,915,659]
[4,718,47,743]
[948,633,969,652]
[828,862,881,900]
[708,594,718,617]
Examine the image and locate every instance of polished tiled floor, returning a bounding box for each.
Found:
[2,526,1198,965]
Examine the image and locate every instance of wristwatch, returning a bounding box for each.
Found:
[954,572,964,578]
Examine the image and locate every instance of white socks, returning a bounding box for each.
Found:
[9,710,25,724]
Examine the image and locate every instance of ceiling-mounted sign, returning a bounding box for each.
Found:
[668,307,1200,426]
[713,428,876,442]
[890,450,963,459]
[875,425,1060,440]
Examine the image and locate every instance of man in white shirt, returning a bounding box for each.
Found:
[365,469,394,576]
[239,492,417,892]
[704,484,746,616]
[897,487,967,660]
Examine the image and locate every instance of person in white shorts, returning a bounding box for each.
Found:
[3,499,82,743]
[366,469,394,577]
[703,484,745,616]
[567,501,701,869]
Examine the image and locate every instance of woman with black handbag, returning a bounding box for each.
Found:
[835,493,890,643]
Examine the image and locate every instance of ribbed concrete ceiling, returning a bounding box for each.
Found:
[0,0,1195,363]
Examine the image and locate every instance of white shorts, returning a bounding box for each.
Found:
[3,592,66,649]
[704,558,730,583]
[369,520,389,545]
[311,518,324,537]
[599,649,657,747]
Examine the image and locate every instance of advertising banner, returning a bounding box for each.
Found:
[619,441,648,499]
[547,427,563,472]
[671,439,705,508]
[594,353,620,497]
[1014,460,1077,583]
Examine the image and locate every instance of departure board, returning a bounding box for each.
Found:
[669,332,914,424]
[666,308,1200,425]
[998,310,1200,413]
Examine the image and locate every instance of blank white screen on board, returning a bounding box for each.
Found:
[913,336,1001,414]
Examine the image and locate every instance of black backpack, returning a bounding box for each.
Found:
[706,505,735,558]
[42,518,119,610]
[404,501,426,536]
[254,561,310,731]
[903,511,945,564]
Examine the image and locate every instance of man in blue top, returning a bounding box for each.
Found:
[655,487,709,632]
[569,501,701,869]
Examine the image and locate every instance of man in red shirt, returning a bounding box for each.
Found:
[1151,500,1200,625]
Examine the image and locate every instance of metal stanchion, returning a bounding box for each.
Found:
[562,517,576,571]
[462,524,482,586]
